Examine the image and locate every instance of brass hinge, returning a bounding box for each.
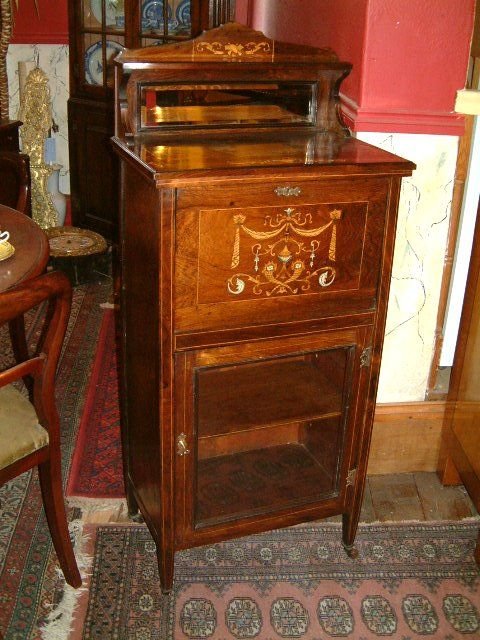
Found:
[360,346,372,368]
[346,468,357,487]
[176,433,190,456]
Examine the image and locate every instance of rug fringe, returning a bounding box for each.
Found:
[40,519,93,640]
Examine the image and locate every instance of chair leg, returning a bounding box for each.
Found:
[37,458,82,588]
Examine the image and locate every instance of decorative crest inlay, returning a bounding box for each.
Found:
[227,207,343,298]
[194,40,272,59]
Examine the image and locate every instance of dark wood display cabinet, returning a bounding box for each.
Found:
[67,0,235,240]
[437,199,480,563]
[112,23,415,592]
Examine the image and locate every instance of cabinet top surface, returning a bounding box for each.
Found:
[113,131,415,179]
[113,23,414,176]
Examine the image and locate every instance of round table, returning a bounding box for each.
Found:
[0,204,49,292]
[0,205,50,391]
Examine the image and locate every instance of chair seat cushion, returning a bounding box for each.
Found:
[0,385,49,469]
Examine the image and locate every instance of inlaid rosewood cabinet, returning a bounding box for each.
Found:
[113,23,414,592]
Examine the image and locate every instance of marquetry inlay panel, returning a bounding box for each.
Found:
[194,202,369,305]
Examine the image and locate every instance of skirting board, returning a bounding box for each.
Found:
[368,401,446,475]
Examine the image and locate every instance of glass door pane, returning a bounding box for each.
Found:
[172,0,192,34]
[140,0,191,44]
[194,346,353,528]
[82,0,125,87]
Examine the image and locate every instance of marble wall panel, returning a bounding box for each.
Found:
[358,132,458,403]
[7,44,70,194]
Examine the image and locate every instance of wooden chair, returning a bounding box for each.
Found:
[0,270,81,588]
[0,151,31,216]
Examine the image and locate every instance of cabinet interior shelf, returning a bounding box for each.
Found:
[197,356,346,439]
[196,441,339,527]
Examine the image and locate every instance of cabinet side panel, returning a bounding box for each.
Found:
[342,176,404,548]
[121,163,163,533]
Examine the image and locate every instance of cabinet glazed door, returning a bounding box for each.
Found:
[80,0,126,90]
[71,1,213,93]
[175,327,372,547]
[139,0,197,46]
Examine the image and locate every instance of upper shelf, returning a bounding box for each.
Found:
[114,22,352,137]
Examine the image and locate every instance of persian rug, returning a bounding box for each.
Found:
[0,280,111,639]
[82,521,480,639]
[67,308,125,499]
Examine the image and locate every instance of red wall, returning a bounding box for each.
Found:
[11,0,68,45]
[12,0,476,134]
[251,0,475,135]
[251,0,368,107]
[235,0,252,27]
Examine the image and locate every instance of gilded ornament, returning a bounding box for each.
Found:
[18,67,58,229]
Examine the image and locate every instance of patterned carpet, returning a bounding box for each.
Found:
[67,308,124,499]
[82,521,480,639]
[2,280,480,639]
[0,279,111,639]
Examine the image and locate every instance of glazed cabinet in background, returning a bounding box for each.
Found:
[67,0,235,239]
[113,23,415,592]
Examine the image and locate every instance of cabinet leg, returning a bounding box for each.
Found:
[341,512,359,559]
[125,482,143,521]
[342,471,367,560]
[156,546,174,595]
[342,513,358,559]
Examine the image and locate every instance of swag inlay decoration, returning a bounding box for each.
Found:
[227,206,342,297]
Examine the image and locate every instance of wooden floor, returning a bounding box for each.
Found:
[81,472,478,525]
[360,471,477,522]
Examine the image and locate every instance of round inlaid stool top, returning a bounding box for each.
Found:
[45,226,107,258]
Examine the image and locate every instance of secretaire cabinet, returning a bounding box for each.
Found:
[112,23,415,592]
